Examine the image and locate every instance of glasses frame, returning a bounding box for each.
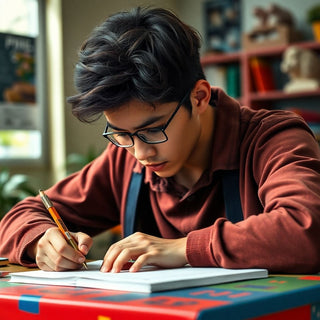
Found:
[102,91,190,148]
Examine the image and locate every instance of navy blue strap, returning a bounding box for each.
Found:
[222,169,243,223]
[124,169,145,237]
[124,168,243,237]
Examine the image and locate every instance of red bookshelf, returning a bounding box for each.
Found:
[201,51,241,65]
[201,41,320,108]
[250,88,320,102]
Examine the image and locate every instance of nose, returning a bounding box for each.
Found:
[132,136,157,161]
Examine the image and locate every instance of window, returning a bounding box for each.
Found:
[0,0,46,164]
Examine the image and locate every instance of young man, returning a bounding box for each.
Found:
[1,7,320,274]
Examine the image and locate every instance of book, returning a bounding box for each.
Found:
[9,260,268,293]
[250,57,276,92]
[0,257,8,266]
[226,63,240,98]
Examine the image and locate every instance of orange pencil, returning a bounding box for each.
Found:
[39,189,88,269]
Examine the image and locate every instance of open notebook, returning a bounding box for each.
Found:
[10,261,268,293]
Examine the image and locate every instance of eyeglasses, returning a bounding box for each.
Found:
[102,92,190,148]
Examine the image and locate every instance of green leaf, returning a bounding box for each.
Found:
[0,168,36,219]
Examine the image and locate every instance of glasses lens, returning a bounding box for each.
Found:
[137,128,167,144]
[107,132,133,147]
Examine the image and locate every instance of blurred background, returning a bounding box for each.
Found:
[1,0,320,257]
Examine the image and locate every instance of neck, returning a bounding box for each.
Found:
[175,106,215,189]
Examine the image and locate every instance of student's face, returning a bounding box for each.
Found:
[103,98,202,178]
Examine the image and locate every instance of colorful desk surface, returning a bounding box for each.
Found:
[1,266,320,320]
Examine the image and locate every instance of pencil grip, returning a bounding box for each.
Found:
[48,208,78,250]
[57,220,79,250]
[65,231,79,251]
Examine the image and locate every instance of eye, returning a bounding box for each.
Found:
[145,127,162,134]
[114,132,128,137]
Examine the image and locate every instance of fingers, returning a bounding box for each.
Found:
[35,227,91,271]
[102,243,144,273]
[101,242,133,273]
[100,232,187,273]
[73,232,93,256]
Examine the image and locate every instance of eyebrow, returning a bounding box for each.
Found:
[107,114,166,131]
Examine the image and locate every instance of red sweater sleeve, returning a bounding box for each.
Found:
[187,114,320,273]
[0,144,133,266]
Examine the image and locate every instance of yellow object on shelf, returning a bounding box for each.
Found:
[312,21,320,42]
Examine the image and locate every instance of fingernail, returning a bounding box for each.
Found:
[129,265,136,272]
[80,244,88,254]
[78,256,85,263]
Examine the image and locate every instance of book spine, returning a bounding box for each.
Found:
[226,64,240,98]
[250,57,275,93]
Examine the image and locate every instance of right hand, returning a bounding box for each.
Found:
[30,227,92,271]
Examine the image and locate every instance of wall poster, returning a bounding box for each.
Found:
[0,32,39,130]
[0,32,41,159]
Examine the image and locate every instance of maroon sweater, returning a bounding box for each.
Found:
[1,88,320,273]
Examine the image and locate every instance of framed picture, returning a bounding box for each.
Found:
[204,0,241,52]
[0,0,46,164]
[0,33,36,105]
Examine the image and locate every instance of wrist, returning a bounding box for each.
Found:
[176,237,188,265]
[26,238,39,261]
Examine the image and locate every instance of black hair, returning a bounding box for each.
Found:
[67,7,206,122]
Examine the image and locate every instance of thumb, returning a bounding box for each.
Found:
[72,232,93,255]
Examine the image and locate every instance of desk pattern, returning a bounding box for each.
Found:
[1,274,320,319]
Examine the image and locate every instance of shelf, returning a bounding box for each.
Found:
[201,40,320,109]
[249,89,320,102]
[201,41,320,62]
[244,41,320,58]
[201,51,241,66]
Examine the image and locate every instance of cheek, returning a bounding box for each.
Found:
[166,120,200,159]
[125,147,135,157]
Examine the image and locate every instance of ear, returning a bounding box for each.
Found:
[190,80,211,115]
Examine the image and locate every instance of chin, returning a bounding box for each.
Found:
[154,171,171,178]
[154,167,179,179]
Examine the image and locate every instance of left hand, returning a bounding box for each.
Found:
[100,232,187,272]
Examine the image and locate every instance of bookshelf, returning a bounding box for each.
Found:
[249,88,320,102]
[201,41,320,109]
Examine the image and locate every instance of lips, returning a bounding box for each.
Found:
[145,162,167,172]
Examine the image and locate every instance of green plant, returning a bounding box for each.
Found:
[307,5,320,23]
[66,146,102,174]
[0,168,36,219]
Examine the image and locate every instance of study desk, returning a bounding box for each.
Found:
[1,264,320,320]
